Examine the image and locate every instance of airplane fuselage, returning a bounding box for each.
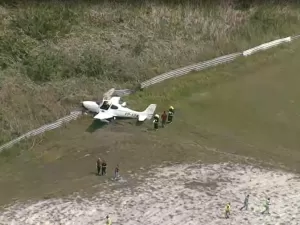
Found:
[82,100,141,119]
[82,97,156,122]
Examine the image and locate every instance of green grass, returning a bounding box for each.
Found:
[127,41,300,169]
[1,38,300,205]
[1,1,300,144]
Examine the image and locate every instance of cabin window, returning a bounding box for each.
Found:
[100,101,110,110]
[111,104,118,110]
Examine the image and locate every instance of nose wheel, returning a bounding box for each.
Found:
[81,109,88,115]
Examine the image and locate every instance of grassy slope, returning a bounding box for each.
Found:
[1,1,300,144]
[1,39,300,206]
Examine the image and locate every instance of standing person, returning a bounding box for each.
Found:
[225,203,231,219]
[261,197,270,214]
[240,194,250,211]
[101,160,107,176]
[161,111,167,128]
[96,158,102,175]
[114,164,119,180]
[167,106,174,124]
[153,114,159,130]
[106,215,112,225]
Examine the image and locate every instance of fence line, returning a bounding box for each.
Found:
[1,34,300,152]
[140,34,300,89]
[140,53,241,89]
[0,88,121,153]
[0,111,83,153]
[242,36,292,56]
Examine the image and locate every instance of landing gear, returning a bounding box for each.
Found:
[113,117,117,123]
[81,109,87,115]
[81,106,88,115]
[109,116,117,124]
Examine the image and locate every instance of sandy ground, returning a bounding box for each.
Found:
[1,163,300,225]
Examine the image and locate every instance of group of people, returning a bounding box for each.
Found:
[153,106,175,130]
[96,158,119,180]
[94,106,175,224]
[96,105,275,224]
[225,195,271,219]
[95,159,118,224]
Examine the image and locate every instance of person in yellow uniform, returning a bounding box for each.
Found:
[261,197,270,214]
[167,106,174,124]
[106,215,112,225]
[153,114,159,130]
[225,203,231,219]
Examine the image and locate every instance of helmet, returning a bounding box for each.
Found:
[155,114,159,118]
[169,106,174,110]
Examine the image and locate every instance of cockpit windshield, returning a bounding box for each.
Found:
[110,104,118,110]
[100,101,110,110]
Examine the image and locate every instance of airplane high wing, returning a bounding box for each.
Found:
[93,111,114,121]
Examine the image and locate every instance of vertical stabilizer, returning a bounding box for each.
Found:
[143,104,157,120]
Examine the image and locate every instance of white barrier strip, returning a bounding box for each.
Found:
[141,53,241,88]
[0,111,82,153]
[1,34,300,152]
[140,35,300,89]
[242,37,292,56]
[0,87,129,152]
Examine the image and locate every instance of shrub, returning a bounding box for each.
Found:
[0,32,38,69]
[10,2,80,41]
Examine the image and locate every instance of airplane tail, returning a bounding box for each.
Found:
[143,104,157,120]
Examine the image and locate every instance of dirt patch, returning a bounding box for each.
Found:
[185,181,219,190]
[1,163,299,225]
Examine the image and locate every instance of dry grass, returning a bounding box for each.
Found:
[1,0,300,145]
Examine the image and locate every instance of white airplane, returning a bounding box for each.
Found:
[81,96,157,123]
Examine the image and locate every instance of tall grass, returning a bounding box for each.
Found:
[1,0,300,144]
[10,3,80,41]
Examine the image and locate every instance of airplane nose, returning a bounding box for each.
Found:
[82,101,92,110]
[81,101,99,113]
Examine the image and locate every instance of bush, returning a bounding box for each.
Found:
[23,48,69,82]
[10,2,80,41]
[0,32,38,70]
[75,49,138,82]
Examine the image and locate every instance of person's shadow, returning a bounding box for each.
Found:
[89,172,99,176]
